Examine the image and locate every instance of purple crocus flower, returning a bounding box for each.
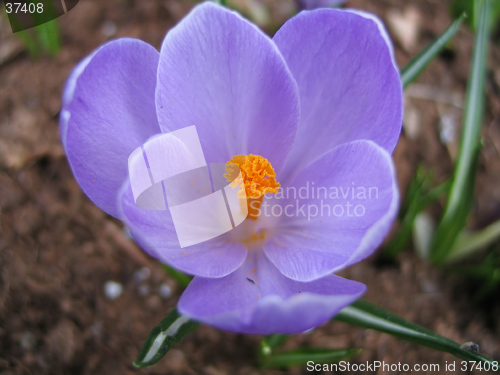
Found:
[61,2,401,334]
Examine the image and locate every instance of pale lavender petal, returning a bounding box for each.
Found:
[344,9,397,69]
[118,181,248,278]
[178,251,365,334]
[60,49,101,151]
[273,9,402,177]
[156,2,300,173]
[62,39,161,217]
[263,140,399,281]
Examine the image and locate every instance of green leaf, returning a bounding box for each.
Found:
[445,219,500,262]
[134,308,199,368]
[451,0,500,30]
[4,12,41,58]
[31,0,61,56]
[400,13,466,88]
[383,167,449,258]
[451,250,500,301]
[335,300,498,367]
[260,334,288,357]
[34,20,61,56]
[13,30,41,59]
[412,211,436,260]
[451,0,476,28]
[430,0,491,264]
[262,348,361,369]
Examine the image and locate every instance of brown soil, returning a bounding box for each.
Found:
[1,0,499,374]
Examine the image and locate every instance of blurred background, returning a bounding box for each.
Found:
[0,0,499,374]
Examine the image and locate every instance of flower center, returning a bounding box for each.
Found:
[225,154,280,220]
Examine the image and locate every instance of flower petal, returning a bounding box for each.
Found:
[118,181,248,278]
[62,39,161,218]
[273,9,402,176]
[263,140,399,281]
[156,2,300,173]
[178,251,365,334]
[343,9,397,69]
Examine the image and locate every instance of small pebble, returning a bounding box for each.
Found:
[19,331,36,352]
[101,20,117,38]
[137,283,150,298]
[460,341,480,354]
[159,283,172,299]
[439,115,455,145]
[420,279,439,295]
[133,267,151,282]
[104,280,123,300]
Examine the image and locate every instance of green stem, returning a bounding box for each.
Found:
[430,0,491,263]
[401,13,466,88]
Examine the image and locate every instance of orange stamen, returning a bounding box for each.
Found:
[225,154,280,220]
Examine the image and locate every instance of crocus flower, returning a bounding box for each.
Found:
[61,2,401,334]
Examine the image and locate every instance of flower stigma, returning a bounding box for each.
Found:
[225,154,280,221]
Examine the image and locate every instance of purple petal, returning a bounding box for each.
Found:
[62,38,161,217]
[156,2,300,173]
[344,9,397,68]
[60,48,103,152]
[178,251,365,334]
[118,181,248,278]
[273,9,402,176]
[263,140,399,281]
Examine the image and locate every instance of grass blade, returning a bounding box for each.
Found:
[260,334,288,356]
[133,308,199,368]
[445,219,500,263]
[34,20,61,56]
[335,300,498,367]
[430,0,491,264]
[401,13,466,88]
[13,30,41,59]
[383,167,449,258]
[32,0,61,56]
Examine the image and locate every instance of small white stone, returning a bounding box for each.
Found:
[159,283,172,299]
[460,341,480,354]
[386,7,421,52]
[439,115,456,145]
[133,267,151,282]
[101,21,117,38]
[104,281,123,300]
[19,331,36,352]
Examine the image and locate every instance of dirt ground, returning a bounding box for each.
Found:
[0,0,499,374]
